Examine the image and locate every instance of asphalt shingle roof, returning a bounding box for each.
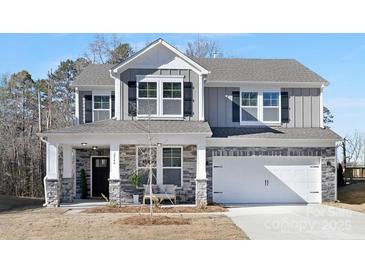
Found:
[41,120,212,135]
[193,58,328,84]
[71,58,328,87]
[71,64,114,87]
[211,127,341,140]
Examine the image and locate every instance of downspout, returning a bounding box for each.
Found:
[39,136,49,206]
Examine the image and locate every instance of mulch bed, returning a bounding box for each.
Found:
[114,215,191,226]
[84,205,227,214]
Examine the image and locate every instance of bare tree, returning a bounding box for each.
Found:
[84,34,134,64]
[185,38,223,58]
[345,131,365,166]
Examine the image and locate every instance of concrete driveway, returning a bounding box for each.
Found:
[226,204,365,240]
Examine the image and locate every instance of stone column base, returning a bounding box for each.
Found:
[61,178,74,203]
[195,178,208,207]
[45,178,60,207]
[109,179,121,206]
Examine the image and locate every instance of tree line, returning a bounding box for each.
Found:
[0,35,222,197]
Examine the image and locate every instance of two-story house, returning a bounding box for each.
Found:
[38,38,341,207]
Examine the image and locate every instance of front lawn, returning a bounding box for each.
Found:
[0,208,248,240]
[326,183,365,214]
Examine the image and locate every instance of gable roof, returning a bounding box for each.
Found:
[71,63,114,87]
[193,58,328,84]
[111,38,210,76]
[71,40,329,87]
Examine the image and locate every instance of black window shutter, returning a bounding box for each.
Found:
[111,94,115,118]
[232,91,240,122]
[281,91,289,123]
[184,82,193,117]
[128,81,137,116]
[84,95,92,123]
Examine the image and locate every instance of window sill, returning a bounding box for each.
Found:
[240,121,281,127]
[136,116,184,121]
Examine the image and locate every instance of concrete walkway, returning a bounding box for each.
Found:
[226,204,365,240]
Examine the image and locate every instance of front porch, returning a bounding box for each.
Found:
[43,137,209,207]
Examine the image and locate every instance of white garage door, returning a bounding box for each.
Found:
[213,157,321,204]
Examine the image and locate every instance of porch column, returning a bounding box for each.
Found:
[109,143,121,205]
[61,145,73,203]
[45,142,60,207]
[195,143,208,206]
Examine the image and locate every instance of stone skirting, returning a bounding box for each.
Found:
[206,146,337,203]
[45,179,60,207]
[195,179,208,206]
[61,178,74,203]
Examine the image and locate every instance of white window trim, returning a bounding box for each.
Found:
[92,91,112,122]
[136,75,184,119]
[135,145,183,188]
[162,146,183,188]
[240,90,281,125]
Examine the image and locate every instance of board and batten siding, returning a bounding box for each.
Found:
[119,68,199,121]
[204,87,321,128]
[284,87,320,128]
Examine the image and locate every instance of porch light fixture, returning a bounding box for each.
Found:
[92,146,98,150]
[81,142,87,146]
[157,143,162,147]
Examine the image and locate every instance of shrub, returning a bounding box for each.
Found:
[80,169,88,199]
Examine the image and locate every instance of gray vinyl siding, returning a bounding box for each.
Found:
[205,87,321,128]
[120,68,199,120]
[78,90,114,124]
[283,88,321,128]
[204,87,240,127]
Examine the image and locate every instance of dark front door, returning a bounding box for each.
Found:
[92,157,109,198]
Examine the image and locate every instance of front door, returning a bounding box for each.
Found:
[92,157,110,198]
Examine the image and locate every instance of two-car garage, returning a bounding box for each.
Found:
[212,157,322,204]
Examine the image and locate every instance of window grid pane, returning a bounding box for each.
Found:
[94,96,110,110]
[241,92,258,106]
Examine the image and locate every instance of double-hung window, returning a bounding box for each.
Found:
[241,92,258,122]
[93,93,111,121]
[262,92,280,122]
[162,147,182,187]
[162,82,182,115]
[137,82,157,116]
[137,76,184,118]
[240,91,281,124]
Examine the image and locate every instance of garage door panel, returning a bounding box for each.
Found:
[213,157,321,204]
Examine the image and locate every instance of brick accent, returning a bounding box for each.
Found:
[206,146,336,204]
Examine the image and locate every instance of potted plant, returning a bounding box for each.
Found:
[130,172,141,204]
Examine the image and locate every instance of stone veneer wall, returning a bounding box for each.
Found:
[206,147,336,204]
[117,145,197,204]
[74,148,109,198]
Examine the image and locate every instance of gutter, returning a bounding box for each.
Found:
[39,136,49,207]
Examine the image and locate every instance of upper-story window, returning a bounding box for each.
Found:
[137,76,183,118]
[240,91,281,124]
[92,92,112,122]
